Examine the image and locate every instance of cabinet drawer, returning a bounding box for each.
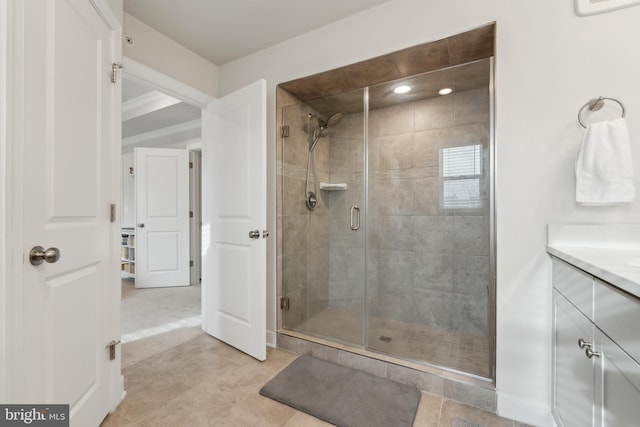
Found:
[552,258,594,320]
[595,279,640,363]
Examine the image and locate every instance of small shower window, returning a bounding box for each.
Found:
[440,144,483,209]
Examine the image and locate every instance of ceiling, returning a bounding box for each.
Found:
[279,24,495,116]
[122,78,201,151]
[123,0,393,66]
[121,0,392,150]
[306,59,491,115]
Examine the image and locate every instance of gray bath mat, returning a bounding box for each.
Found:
[259,354,421,427]
[452,417,485,427]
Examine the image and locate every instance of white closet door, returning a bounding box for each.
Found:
[135,147,190,288]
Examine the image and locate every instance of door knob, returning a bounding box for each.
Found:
[137,223,145,228]
[248,230,260,239]
[30,246,61,266]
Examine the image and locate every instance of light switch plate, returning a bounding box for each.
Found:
[576,0,640,15]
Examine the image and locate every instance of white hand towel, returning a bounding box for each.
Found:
[576,117,635,205]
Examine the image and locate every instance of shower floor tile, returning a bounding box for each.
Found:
[294,307,490,378]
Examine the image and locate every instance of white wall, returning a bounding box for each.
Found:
[123,13,219,97]
[217,0,640,424]
[105,0,123,23]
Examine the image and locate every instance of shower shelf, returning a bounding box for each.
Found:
[320,182,347,191]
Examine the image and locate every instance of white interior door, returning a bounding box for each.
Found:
[19,0,116,425]
[202,79,267,361]
[135,147,190,288]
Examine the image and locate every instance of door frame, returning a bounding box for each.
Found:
[0,0,124,409]
[0,0,12,403]
[121,57,213,110]
[188,149,203,286]
[121,58,214,326]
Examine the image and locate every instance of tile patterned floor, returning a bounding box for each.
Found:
[101,332,530,427]
[295,307,490,377]
[111,280,527,426]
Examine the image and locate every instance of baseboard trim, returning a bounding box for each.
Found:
[266,330,277,348]
[497,392,555,427]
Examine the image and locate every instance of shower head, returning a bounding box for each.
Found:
[317,112,343,130]
[309,112,343,152]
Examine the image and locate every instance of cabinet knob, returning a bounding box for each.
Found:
[578,338,600,358]
[578,338,591,349]
[585,347,601,359]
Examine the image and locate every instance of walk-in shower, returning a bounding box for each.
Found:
[277,26,495,379]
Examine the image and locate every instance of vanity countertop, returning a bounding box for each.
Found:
[547,224,640,298]
[547,245,640,298]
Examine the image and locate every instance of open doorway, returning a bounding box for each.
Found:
[120,73,205,366]
[117,59,268,363]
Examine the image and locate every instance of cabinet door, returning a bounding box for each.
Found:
[596,329,640,427]
[553,290,595,427]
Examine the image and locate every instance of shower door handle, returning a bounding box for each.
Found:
[350,206,360,231]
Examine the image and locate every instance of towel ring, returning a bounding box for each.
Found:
[578,96,626,128]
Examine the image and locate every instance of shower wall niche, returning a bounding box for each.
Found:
[277,24,495,379]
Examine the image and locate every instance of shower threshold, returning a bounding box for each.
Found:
[276,328,497,414]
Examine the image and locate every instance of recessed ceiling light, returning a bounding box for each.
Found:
[439,87,453,95]
[393,85,411,94]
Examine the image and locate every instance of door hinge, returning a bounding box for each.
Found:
[189,161,194,169]
[110,203,117,223]
[189,211,194,218]
[107,340,121,361]
[281,125,290,138]
[280,297,290,310]
[111,62,124,84]
[190,260,194,267]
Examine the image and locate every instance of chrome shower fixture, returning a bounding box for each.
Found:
[309,112,343,153]
[305,112,343,210]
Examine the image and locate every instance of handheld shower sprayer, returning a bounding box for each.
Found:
[305,112,343,210]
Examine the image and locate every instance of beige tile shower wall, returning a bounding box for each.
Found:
[279,87,490,337]
[366,87,490,337]
[278,95,331,329]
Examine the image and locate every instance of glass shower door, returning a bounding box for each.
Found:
[364,63,493,377]
[280,89,366,347]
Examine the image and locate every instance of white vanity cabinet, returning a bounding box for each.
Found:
[552,257,640,427]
